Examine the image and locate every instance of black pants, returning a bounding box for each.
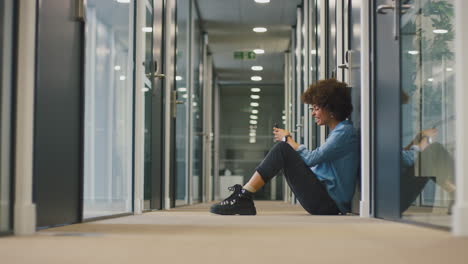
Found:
[256,142,340,215]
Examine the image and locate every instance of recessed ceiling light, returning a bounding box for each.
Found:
[251,109,259,114]
[253,49,265,54]
[249,132,256,137]
[446,68,453,72]
[182,94,188,98]
[254,0,270,3]
[142,27,153,32]
[433,29,448,34]
[251,76,262,81]
[251,94,260,99]
[251,88,261,92]
[175,76,183,81]
[251,66,263,71]
[253,27,267,33]
[249,138,256,143]
[310,49,317,55]
[114,65,121,71]
[120,75,126,81]
[142,87,149,92]
[250,120,258,125]
[250,115,258,120]
[408,50,419,55]
[250,102,259,107]
[177,87,187,92]
[428,78,434,82]
[116,0,130,3]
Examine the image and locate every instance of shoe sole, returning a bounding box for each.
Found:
[210,207,256,215]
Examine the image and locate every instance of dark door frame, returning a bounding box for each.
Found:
[371,0,402,220]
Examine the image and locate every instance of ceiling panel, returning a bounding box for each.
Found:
[196,0,302,84]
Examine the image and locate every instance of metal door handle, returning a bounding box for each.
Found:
[145,73,166,79]
[376,4,394,14]
[377,1,413,40]
[171,91,185,118]
[376,3,412,14]
[75,0,86,21]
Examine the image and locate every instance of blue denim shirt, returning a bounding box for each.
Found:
[296,120,359,213]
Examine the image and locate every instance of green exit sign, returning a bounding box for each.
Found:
[233,51,256,60]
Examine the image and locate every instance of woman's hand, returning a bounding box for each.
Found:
[421,128,438,139]
[272,127,291,142]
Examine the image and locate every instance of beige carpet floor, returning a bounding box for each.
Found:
[1,201,467,264]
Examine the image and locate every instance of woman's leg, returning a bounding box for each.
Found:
[243,171,265,192]
[254,142,340,215]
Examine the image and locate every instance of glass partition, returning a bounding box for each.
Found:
[400,0,455,227]
[175,0,190,205]
[83,0,135,218]
[0,0,14,234]
[191,7,203,203]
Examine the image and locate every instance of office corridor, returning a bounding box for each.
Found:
[1,201,467,264]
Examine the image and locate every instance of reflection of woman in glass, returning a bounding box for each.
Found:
[210,79,359,215]
[400,120,455,213]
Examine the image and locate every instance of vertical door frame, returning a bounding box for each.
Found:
[371,0,401,220]
[360,0,372,218]
[164,0,176,209]
[453,0,468,237]
[150,0,166,210]
[318,0,327,144]
[186,0,193,205]
[302,1,310,149]
[202,34,213,203]
[14,0,37,235]
[133,0,148,215]
[213,78,220,200]
[295,7,303,145]
[284,51,292,203]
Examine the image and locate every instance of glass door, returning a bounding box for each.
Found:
[399,0,455,227]
[143,0,165,211]
[174,0,190,206]
[191,5,203,203]
[143,0,155,210]
[83,0,135,219]
[373,0,456,228]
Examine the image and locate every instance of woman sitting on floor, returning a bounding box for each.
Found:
[210,78,359,215]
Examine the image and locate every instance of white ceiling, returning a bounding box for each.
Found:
[196,0,302,84]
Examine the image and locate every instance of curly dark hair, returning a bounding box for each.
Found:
[301,78,353,121]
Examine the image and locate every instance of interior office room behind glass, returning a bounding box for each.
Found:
[0,0,14,235]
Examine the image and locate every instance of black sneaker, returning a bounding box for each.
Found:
[210,184,257,215]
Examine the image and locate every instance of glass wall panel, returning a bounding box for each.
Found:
[175,0,189,205]
[400,0,455,227]
[219,85,284,200]
[191,7,203,203]
[0,0,14,234]
[83,0,135,218]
